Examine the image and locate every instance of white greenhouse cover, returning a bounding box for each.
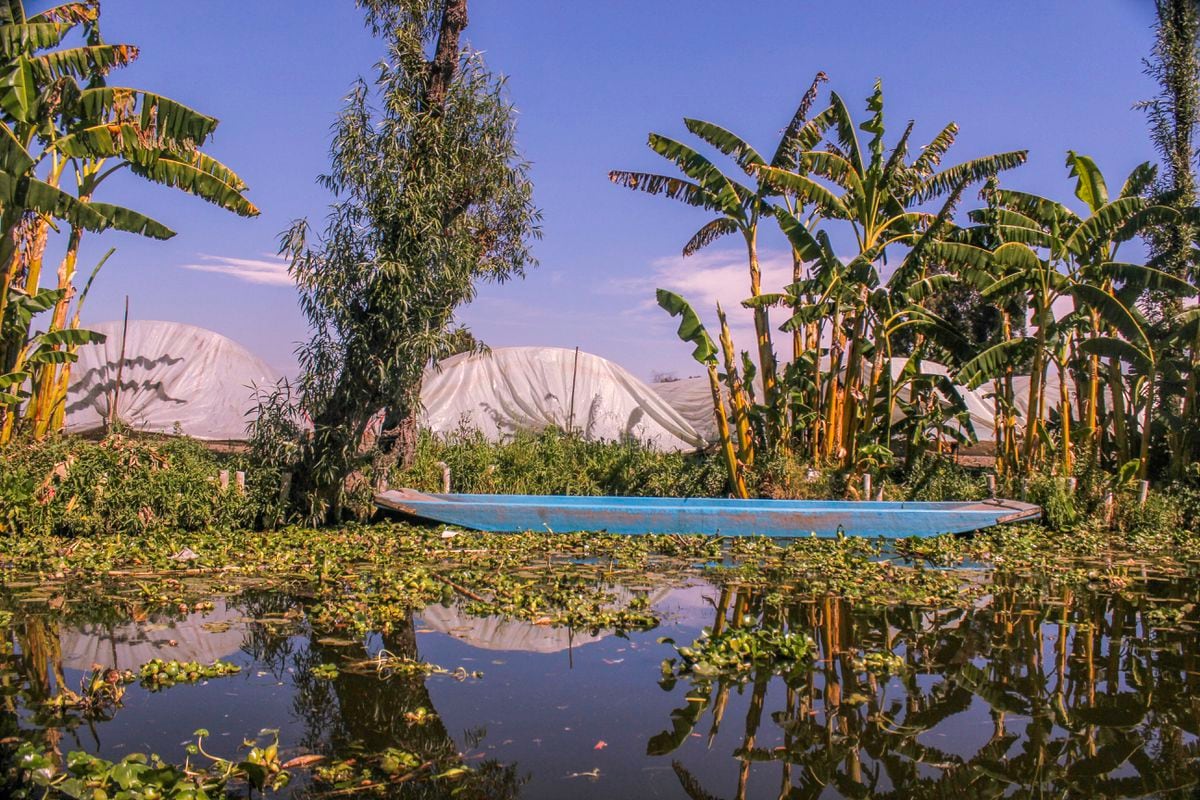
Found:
[651,358,1002,445]
[64,320,279,441]
[651,376,720,443]
[60,599,245,671]
[419,346,707,452]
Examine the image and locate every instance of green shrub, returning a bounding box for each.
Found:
[0,433,260,536]
[902,456,987,502]
[392,427,727,497]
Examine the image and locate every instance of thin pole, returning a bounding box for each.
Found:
[108,295,129,431]
[566,345,580,433]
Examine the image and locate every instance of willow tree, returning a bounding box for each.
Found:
[282,0,539,520]
[1139,0,1200,474]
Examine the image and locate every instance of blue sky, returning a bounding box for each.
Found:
[37,0,1161,379]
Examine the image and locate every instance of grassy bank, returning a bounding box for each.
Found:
[4,429,1200,542]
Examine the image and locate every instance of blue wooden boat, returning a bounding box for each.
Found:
[374,489,1041,538]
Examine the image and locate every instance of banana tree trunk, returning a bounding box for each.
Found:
[30,223,84,438]
[825,306,845,460]
[1023,323,1048,472]
[1109,359,1129,466]
[717,303,754,468]
[707,362,748,499]
[1172,328,1200,477]
[839,295,869,468]
[1059,357,1072,475]
[746,233,778,448]
[1138,366,1156,481]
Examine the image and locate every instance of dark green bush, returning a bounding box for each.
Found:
[902,456,987,502]
[0,433,260,536]
[392,427,728,498]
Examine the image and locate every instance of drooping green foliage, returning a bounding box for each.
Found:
[0,0,257,443]
[279,0,540,521]
[613,59,1200,492]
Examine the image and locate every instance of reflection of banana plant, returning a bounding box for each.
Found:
[651,577,1200,799]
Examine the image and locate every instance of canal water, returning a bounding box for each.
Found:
[3,574,1198,798]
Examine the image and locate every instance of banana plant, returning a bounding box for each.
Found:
[955,154,1182,475]
[610,74,837,453]
[0,0,258,441]
[657,289,748,498]
[756,80,1026,468]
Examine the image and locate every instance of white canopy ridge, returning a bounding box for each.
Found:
[64,320,280,442]
[419,346,707,452]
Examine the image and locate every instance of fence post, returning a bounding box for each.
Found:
[218,470,229,491]
[862,473,872,501]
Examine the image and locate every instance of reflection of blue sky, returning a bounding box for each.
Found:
[38,0,1158,380]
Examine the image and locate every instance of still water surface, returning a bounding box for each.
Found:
[4,574,1199,799]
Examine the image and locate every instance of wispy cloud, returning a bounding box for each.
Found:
[613,247,797,346]
[179,254,293,287]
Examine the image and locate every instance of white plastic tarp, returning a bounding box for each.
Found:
[60,599,245,671]
[419,347,707,452]
[64,320,279,441]
[651,358,1001,444]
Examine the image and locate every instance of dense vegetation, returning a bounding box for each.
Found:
[611,2,1200,499]
[0,0,257,443]
[277,0,540,522]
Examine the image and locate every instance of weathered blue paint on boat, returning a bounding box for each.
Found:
[375,489,1041,538]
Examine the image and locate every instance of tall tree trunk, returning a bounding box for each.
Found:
[717,303,754,468]
[746,232,778,449]
[426,0,468,112]
[1139,367,1157,480]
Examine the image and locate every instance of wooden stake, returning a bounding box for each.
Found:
[986,474,996,498]
[1138,480,1149,506]
[436,461,451,493]
[862,474,872,500]
[1103,491,1114,526]
[234,471,246,494]
[218,470,229,491]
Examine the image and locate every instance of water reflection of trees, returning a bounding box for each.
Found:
[0,589,524,799]
[240,590,524,799]
[657,576,1200,799]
